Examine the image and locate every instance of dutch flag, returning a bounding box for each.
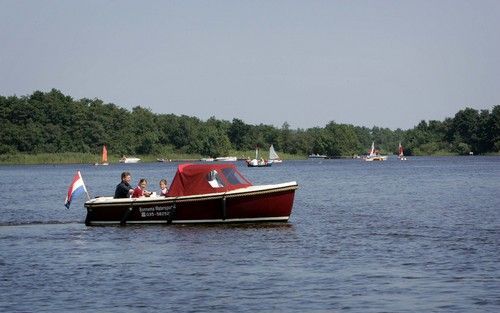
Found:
[64,171,89,209]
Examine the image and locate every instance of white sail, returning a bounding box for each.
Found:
[369,142,376,157]
[269,144,280,160]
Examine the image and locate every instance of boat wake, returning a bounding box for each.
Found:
[0,220,84,227]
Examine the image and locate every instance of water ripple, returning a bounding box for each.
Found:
[0,157,499,312]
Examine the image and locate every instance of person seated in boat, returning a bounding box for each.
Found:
[114,171,134,198]
[159,179,168,196]
[207,170,224,188]
[132,178,152,198]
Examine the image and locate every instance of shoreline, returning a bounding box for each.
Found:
[0,151,302,165]
[1,152,498,165]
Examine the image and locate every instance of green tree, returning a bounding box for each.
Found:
[228,118,252,150]
[449,108,480,153]
[1,90,498,158]
[490,105,500,151]
[190,119,231,157]
[278,122,293,153]
[323,122,360,156]
[307,127,329,155]
[130,106,158,154]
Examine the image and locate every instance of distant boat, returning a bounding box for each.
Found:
[200,157,215,162]
[308,153,327,159]
[269,144,282,163]
[364,142,387,161]
[95,145,109,166]
[398,142,407,161]
[119,156,141,163]
[215,156,237,162]
[246,147,272,167]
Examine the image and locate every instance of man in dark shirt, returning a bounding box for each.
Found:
[115,171,134,198]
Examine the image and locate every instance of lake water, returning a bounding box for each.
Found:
[0,157,499,312]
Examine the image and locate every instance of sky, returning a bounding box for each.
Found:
[1,0,499,130]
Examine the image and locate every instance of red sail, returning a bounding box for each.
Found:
[102,145,108,163]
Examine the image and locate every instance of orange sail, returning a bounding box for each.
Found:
[102,145,108,163]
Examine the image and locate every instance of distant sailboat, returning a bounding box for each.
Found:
[398,142,407,161]
[246,147,272,167]
[269,144,282,163]
[95,145,109,166]
[364,142,387,161]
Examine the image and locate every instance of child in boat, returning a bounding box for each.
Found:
[132,178,152,198]
[159,179,168,196]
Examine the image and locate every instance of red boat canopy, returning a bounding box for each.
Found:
[166,163,253,197]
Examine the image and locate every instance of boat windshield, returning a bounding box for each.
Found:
[222,167,250,185]
[207,170,225,188]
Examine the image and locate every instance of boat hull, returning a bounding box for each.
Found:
[84,182,297,226]
[119,157,141,163]
[215,156,237,162]
[247,164,272,167]
[308,154,327,159]
[364,155,388,161]
[246,159,272,167]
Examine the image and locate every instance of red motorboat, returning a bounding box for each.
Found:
[84,163,298,226]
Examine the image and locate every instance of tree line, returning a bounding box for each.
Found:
[1,89,499,157]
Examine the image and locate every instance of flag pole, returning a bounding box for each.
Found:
[78,170,91,201]
[84,189,91,201]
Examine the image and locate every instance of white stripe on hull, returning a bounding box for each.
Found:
[87,216,290,226]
